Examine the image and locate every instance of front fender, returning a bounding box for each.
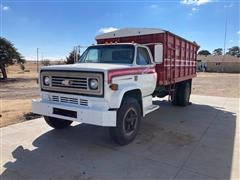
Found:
[108,83,141,109]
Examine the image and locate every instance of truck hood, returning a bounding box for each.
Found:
[41,63,133,72]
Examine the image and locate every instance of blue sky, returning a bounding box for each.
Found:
[0,0,239,60]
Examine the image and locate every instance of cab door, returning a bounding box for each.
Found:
[135,46,157,97]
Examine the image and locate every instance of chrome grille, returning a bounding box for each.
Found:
[80,99,88,106]
[52,95,59,102]
[52,95,88,106]
[51,77,88,89]
[60,96,78,104]
[40,71,103,96]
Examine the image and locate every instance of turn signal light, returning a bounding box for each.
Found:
[109,84,118,91]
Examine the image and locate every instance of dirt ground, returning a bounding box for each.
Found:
[192,72,240,98]
[0,62,239,127]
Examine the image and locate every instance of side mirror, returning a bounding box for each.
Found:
[154,44,163,64]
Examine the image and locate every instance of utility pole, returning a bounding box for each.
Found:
[223,11,228,55]
[72,45,88,63]
[73,46,76,63]
[41,52,44,62]
[73,45,81,63]
[75,46,77,63]
[37,48,39,73]
[78,45,81,59]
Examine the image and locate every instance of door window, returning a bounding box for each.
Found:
[136,47,151,65]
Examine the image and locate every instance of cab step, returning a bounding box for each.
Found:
[144,104,159,116]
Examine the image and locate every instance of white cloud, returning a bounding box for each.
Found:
[3,6,9,10]
[224,3,233,8]
[188,7,199,15]
[192,7,199,11]
[237,31,240,35]
[149,4,159,9]
[181,0,212,6]
[99,27,118,33]
[229,40,234,43]
[1,5,9,11]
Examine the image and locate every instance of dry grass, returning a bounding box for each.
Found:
[1,99,34,126]
[0,62,40,127]
[0,62,239,128]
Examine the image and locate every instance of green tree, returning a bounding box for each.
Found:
[66,49,80,64]
[198,50,211,56]
[226,46,240,57]
[212,48,223,56]
[0,37,25,79]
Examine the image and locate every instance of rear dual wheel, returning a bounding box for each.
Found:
[178,81,191,106]
[171,80,191,106]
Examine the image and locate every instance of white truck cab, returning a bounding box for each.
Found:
[33,43,161,145]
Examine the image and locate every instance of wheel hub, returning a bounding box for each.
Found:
[123,108,138,135]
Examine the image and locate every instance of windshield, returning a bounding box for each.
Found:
[79,45,135,64]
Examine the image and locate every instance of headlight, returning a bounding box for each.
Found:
[43,76,50,86]
[89,78,98,90]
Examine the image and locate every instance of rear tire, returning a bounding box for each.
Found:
[44,116,73,129]
[109,98,141,145]
[171,84,179,106]
[178,81,191,106]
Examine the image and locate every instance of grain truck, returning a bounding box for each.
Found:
[32,28,199,145]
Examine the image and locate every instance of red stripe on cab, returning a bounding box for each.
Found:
[108,67,156,83]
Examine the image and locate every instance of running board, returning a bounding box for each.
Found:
[144,104,159,116]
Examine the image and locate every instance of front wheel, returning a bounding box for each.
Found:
[109,98,141,145]
[44,116,73,129]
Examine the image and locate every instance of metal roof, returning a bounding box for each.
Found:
[95,28,166,40]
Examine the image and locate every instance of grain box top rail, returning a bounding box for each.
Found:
[95,28,166,40]
[95,28,199,47]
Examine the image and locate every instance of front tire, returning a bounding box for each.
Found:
[109,98,141,145]
[44,116,73,129]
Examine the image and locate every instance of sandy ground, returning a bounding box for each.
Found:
[0,62,239,127]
